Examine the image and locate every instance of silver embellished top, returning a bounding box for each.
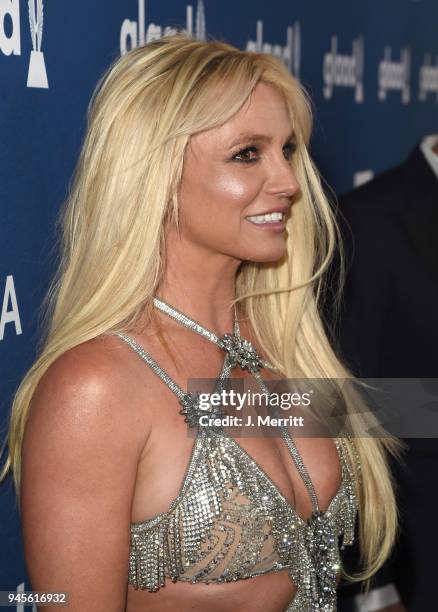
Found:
[116,298,359,612]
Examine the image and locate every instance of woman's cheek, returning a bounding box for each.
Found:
[211,172,261,206]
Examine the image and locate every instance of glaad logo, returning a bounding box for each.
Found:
[378,46,410,104]
[120,0,206,55]
[0,0,48,88]
[419,53,438,102]
[246,19,301,77]
[27,0,48,88]
[1,275,22,341]
[323,35,364,103]
[0,0,21,56]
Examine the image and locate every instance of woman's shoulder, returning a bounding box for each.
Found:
[36,334,136,397]
[27,334,153,456]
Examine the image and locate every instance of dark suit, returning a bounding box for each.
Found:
[334,144,438,612]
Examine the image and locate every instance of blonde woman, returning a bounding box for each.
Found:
[1,34,398,612]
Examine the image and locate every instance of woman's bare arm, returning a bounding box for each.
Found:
[20,339,150,611]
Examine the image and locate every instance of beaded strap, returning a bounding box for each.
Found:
[116,331,232,431]
[153,297,278,373]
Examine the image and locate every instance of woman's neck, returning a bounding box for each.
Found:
[155,236,243,334]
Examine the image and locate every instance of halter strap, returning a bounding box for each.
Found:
[153,296,239,345]
[153,296,278,373]
[116,332,187,401]
[116,332,235,432]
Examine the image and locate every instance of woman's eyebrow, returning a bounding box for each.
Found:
[228,130,296,149]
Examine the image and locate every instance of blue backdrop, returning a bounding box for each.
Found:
[1,0,437,598]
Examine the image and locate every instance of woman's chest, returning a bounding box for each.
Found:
[130,384,342,526]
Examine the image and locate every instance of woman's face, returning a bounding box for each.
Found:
[175,82,300,263]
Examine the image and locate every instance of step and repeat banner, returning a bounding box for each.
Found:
[1,0,437,595]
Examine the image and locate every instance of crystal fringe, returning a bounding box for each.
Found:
[128,426,358,612]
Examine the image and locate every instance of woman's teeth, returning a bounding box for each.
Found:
[246,212,284,224]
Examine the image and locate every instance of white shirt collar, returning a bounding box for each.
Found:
[420,134,438,180]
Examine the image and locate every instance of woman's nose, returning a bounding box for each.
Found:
[268,165,300,200]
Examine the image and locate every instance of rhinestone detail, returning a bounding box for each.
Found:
[218,332,265,373]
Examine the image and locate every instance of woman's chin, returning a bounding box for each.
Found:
[243,245,287,264]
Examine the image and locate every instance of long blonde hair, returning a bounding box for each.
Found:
[0,33,399,584]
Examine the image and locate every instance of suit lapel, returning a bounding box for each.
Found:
[399,144,438,286]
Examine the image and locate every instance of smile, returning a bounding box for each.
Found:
[245,211,284,225]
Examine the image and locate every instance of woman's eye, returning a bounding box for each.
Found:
[232,142,297,164]
[283,142,297,160]
[232,146,258,163]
